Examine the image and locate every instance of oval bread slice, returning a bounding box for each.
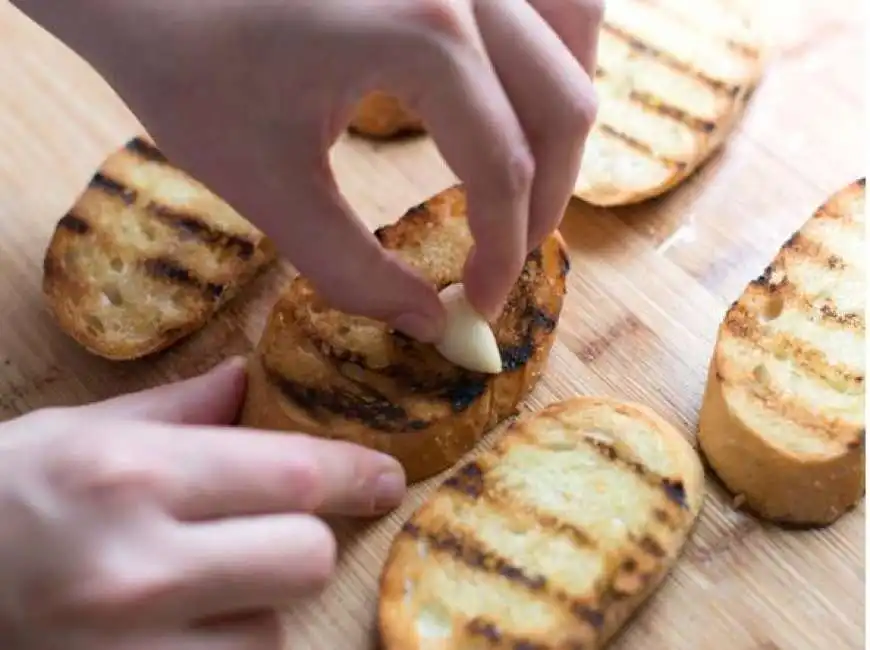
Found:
[698,178,866,526]
[379,396,705,649]
[240,185,569,483]
[42,136,275,360]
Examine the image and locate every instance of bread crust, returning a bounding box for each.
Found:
[697,178,866,526]
[378,396,705,649]
[348,92,425,139]
[240,185,569,483]
[42,135,275,360]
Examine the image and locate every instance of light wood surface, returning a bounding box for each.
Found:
[0,2,865,648]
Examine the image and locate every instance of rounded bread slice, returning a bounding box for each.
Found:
[378,396,705,649]
[239,185,569,483]
[698,178,866,526]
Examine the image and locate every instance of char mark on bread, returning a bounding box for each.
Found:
[125,136,169,163]
[143,257,225,300]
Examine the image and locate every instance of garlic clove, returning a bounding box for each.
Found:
[434,283,503,374]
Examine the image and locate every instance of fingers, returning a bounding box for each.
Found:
[144,426,406,520]
[391,3,533,320]
[174,610,283,650]
[475,0,599,254]
[84,356,248,425]
[241,158,445,343]
[530,0,605,75]
[175,515,335,619]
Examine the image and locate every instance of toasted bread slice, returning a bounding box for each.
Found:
[42,136,276,361]
[378,396,705,649]
[239,185,569,483]
[349,91,426,139]
[698,178,866,526]
[573,0,765,206]
[348,0,765,207]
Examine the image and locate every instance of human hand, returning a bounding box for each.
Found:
[28,0,601,340]
[0,358,406,650]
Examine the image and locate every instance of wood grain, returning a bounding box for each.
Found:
[0,1,865,648]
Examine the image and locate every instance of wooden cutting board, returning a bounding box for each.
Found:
[0,2,864,648]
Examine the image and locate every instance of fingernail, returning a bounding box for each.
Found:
[373,468,407,512]
[392,312,442,344]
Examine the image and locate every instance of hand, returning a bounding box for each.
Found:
[0,358,406,650]
[17,0,601,340]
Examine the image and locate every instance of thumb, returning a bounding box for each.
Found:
[83,356,248,425]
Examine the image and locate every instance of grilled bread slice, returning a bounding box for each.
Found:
[349,91,426,139]
[42,136,276,361]
[348,0,765,206]
[698,178,866,526]
[239,185,569,483]
[573,0,765,206]
[378,396,705,649]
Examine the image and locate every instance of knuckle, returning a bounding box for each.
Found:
[73,561,181,618]
[498,146,536,197]
[561,85,599,141]
[46,433,160,505]
[577,0,605,25]
[400,0,465,40]
[275,450,323,512]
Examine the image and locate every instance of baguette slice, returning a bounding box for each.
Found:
[378,396,705,649]
[698,178,866,526]
[348,0,765,207]
[43,136,276,361]
[573,0,765,206]
[239,185,569,483]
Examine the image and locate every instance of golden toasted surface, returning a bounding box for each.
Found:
[698,178,866,525]
[576,0,766,205]
[349,91,426,139]
[42,136,275,360]
[240,185,569,482]
[379,396,705,649]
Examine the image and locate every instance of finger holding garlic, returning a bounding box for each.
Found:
[434,283,503,374]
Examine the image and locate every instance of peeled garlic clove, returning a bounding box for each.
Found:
[434,283,503,374]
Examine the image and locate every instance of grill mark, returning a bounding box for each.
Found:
[142,257,225,300]
[465,617,557,649]
[147,202,256,260]
[629,89,717,134]
[442,461,597,549]
[719,368,860,443]
[725,302,864,391]
[594,66,718,134]
[580,436,689,511]
[87,170,257,261]
[597,123,686,169]
[90,173,136,205]
[265,365,429,434]
[125,137,168,163]
[281,244,559,420]
[782,231,848,270]
[751,255,864,331]
[403,523,598,646]
[401,522,548,592]
[602,23,742,96]
[632,0,762,58]
[57,213,90,235]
